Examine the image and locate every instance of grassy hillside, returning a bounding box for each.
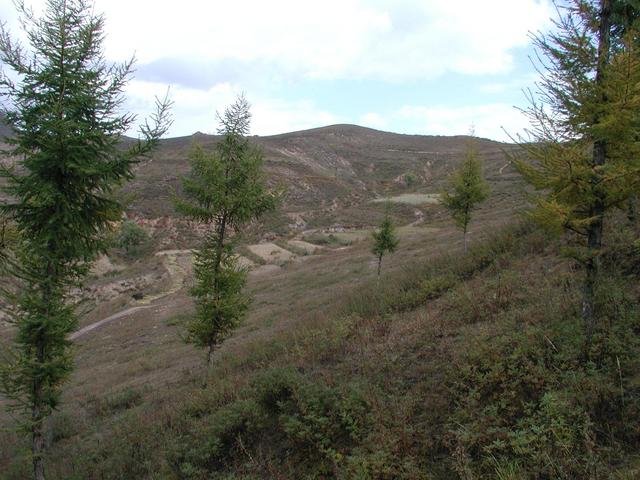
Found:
[2,213,638,479]
[4,119,636,479]
[122,125,523,235]
[0,119,525,243]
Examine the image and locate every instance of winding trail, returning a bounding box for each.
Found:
[70,306,150,340]
[70,246,293,341]
[71,250,192,341]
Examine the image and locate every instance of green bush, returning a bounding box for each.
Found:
[344,449,432,480]
[302,232,353,247]
[404,172,417,188]
[169,398,263,479]
[48,411,79,443]
[168,368,370,479]
[85,387,144,417]
[393,273,459,312]
[447,278,640,479]
[116,220,149,253]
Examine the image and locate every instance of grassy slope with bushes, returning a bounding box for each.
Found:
[3,217,640,479]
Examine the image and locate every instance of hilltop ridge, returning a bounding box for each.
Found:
[123,123,520,227]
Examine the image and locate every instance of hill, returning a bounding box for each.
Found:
[0,121,546,479]
[0,118,523,235]
[124,124,523,238]
[2,212,639,478]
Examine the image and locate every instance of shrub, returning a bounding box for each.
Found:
[48,411,78,443]
[393,273,459,312]
[447,277,640,479]
[404,172,417,188]
[116,221,149,253]
[168,368,370,478]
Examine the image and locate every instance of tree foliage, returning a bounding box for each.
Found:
[440,143,490,252]
[513,0,640,336]
[175,95,277,367]
[116,220,149,253]
[371,213,399,277]
[0,1,171,478]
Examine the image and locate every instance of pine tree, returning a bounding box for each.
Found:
[513,0,640,339]
[174,95,276,369]
[440,141,490,252]
[0,1,171,478]
[372,213,399,277]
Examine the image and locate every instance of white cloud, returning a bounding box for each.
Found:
[398,103,529,142]
[360,112,387,130]
[479,73,539,95]
[123,80,338,137]
[251,99,338,135]
[1,1,553,139]
[4,0,552,83]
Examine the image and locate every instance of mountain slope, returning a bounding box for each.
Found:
[124,124,523,232]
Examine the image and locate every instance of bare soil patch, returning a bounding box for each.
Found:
[247,243,296,264]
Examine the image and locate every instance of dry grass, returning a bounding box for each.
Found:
[372,192,441,205]
[0,126,532,477]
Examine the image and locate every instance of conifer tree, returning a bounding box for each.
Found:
[0,1,171,478]
[372,212,399,277]
[513,0,640,339]
[174,95,276,368]
[440,141,490,252]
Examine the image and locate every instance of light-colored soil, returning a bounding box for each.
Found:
[69,248,281,340]
[288,240,323,254]
[69,306,150,340]
[372,193,441,205]
[247,243,296,264]
[90,255,123,276]
[236,255,255,269]
[139,250,192,304]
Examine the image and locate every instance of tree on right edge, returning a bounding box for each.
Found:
[513,0,640,341]
[440,139,490,252]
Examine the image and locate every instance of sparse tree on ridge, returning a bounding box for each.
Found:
[174,95,277,370]
[440,140,490,252]
[513,0,640,340]
[0,1,171,478]
[372,211,399,277]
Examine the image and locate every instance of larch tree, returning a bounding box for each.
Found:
[440,140,490,252]
[513,0,640,340]
[174,95,276,370]
[372,211,399,277]
[0,1,171,478]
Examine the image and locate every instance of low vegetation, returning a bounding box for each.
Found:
[2,216,638,479]
[116,221,150,254]
[2,1,640,479]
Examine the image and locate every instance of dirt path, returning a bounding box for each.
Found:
[71,244,293,341]
[69,306,150,340]
[71,250,192,341]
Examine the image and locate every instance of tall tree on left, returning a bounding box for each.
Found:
[0,2,171,479]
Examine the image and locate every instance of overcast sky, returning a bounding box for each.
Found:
[0,0,554,141]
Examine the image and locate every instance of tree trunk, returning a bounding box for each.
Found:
[584,141,606,341]
[202,342,214,387]
[31,337,46,480]
[207,342,214,367]
[31,401,45,480]
[583,0,611,341]
[628,194,638,224]
[463,226,468,253]
[213,213,228,283]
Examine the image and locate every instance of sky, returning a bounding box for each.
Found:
[0,0,555,142]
